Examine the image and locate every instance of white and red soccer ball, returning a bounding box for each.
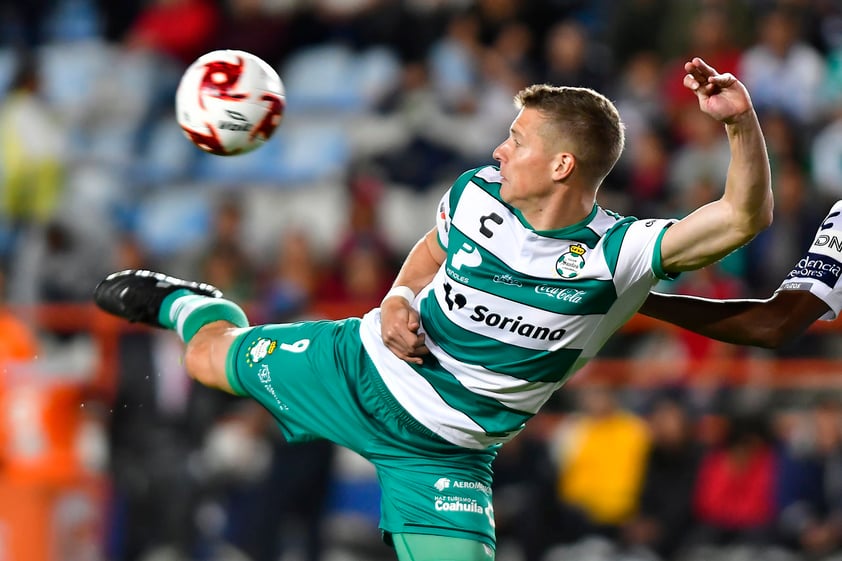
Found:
[176,49,285,156]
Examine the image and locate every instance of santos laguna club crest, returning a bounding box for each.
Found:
[556,243,586,278]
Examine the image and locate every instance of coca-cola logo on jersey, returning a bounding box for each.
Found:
[534,286,585,303]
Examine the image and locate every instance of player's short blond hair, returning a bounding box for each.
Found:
[515,84,625,185]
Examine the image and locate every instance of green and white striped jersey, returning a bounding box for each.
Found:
[359,166,675,449]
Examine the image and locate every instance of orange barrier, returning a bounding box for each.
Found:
[0,365,107,561]
[0,477,105,561]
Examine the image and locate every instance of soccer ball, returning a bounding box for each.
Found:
[175,49,285,156]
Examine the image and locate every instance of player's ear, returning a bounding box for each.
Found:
[552,152,575,182]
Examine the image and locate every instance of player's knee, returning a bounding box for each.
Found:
[184,322,234,390]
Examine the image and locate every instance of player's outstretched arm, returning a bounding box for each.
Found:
[380,228,446,364]
[642,200,842,347]
[659,57,773,272]
[639,291,829,348]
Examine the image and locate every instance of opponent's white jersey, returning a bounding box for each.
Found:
[777,200,842,320]
[360,166,675,449]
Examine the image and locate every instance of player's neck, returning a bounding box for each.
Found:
[518,186,595,232]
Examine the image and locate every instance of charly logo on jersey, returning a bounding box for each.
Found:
[246,337,277,367]
[556,244,587,278]
[479,212,503,238]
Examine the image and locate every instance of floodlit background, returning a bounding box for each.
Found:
[1,1,842,560]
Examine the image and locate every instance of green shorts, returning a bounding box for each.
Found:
[225,318,498,549]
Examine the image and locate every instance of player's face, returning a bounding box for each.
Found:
[492,108,557,204]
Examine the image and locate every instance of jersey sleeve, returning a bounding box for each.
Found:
[435,166,493,250]
[776,200,842,320]
[607,218,678,295]
[435,189,452,250]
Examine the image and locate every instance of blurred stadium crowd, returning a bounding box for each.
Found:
[2,0,842,561]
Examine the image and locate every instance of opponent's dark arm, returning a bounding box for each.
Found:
[639,290,830,348]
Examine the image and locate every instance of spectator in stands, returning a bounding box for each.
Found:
[253,228,322,325]
[760,110,808,173]
[0,54,66,270]
[317,171,397,306]
[540,19,611,94]
[817,33,842,116]
[744,158,826,301]
[548,387,651,543]
[667,106,731,205]
[34,220,113,304]
[124,0,219,66]
[210,0,293,67]
[776,398,842,558]
[491,420,557,561]
[482,20,537,94]
[176,197,256,303]
[612,51,669,149]
[614,125,671,218]
[308,0,403,50]
[690,413,778,548]
[623,395,703,560]
[811,105,842,203]
[606,0,670,69]
[661,5,743,132]
[738,5,826,126]
[374,57,481,191]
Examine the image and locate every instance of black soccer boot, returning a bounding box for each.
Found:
[93,269,222,327]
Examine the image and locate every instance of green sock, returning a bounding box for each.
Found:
[158,289,249,342]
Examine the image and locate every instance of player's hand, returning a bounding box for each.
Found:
[684,57,753,124]
[380,296,430,365]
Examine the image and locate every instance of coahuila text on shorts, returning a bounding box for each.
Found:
[435,500,485,514]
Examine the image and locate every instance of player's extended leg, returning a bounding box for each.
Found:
[392,534,495,561]
[93,269,249,393]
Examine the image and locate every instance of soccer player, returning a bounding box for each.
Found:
[639,200,842,347]
[94,58,772,561]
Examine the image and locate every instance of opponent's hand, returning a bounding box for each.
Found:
[380,296,430,365]
[684,57,753,124]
